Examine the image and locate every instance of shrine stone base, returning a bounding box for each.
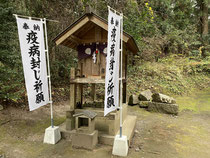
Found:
[59,104,136,147]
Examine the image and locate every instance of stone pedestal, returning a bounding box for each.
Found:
[43,126,61,144]
[59,105,137,146]
[112,135,128,157]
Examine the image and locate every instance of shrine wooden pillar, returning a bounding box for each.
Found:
[77,63,83,107]
[70,68,77,110]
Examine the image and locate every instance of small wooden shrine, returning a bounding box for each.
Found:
[53,10,138,149]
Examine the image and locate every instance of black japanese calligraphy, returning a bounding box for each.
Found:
[26,28,45,104]
[23,23,29,30]
[34,80,43,93]
[26,30,39,44]
[109,57,115,75]
[30,57,40,69]
[111,27,116,42]
[28,44,40,57]
[106,21,118,109]
[33,24,40,31]
[107,95,114,108]
[111,17,114,25]
[107,82,114,95]
[115,20,119,27]
[110,43,115,56]
[35,92,45,104]
[34,70,40,80]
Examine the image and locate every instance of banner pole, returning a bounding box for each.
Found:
[43,18,54,128]
[119,13,123,138]
[13,14,59,23]
[112,10,128,157]
[107,6,128,19]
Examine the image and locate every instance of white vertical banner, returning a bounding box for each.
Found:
[16,17,49,111]
[104,9,121,116]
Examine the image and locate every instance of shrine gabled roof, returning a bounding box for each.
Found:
[73,110,97,119]
[53,12,139,54]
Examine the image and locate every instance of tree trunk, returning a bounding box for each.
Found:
[201,0,208,36]
[198,0,209,57]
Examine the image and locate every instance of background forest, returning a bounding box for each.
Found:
[0,0,209,106]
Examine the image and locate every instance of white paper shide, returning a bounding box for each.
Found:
[104,9,121,116]
[16,17,49,111]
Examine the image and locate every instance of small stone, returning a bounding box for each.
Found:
[128,95,139,106]
[135,130,139,134]
[0,105,3,111]
[0,154,5,158]
[135,147,140,152]
[138,89,153,101]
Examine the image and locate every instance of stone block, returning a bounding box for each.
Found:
[152,93,176,104]
[148,102,179,115]
[128,95,139,105]
[72,130,98,150]
[138,89,152,101]
[66,118,75,131]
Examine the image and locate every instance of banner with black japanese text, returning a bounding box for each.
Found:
[16,17,49,111]
[104,9,121,116]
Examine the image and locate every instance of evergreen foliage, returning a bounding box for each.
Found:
[0,0,24,104]
[0,0,209,105]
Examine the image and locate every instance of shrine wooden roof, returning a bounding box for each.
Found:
[53,12,139,54]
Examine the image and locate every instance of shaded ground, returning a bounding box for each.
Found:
[0,88,210,158]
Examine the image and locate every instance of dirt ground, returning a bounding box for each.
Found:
[0,88,210,158]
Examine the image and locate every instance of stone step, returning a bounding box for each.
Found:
[98,115,137,146]
[117,115,137,146]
